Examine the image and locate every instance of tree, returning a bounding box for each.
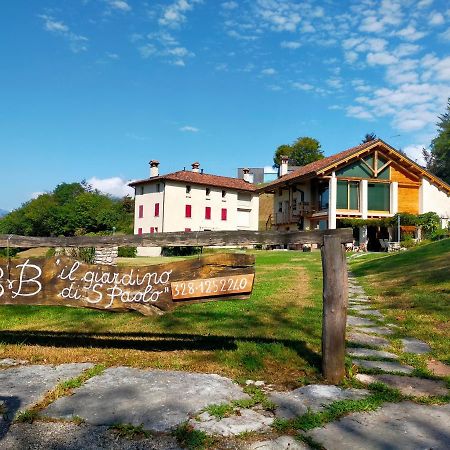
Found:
[273,137,323,167]
[0,182,134,236]
[423,99,450,184]
[273,144,293,167]
[362,132,377,143]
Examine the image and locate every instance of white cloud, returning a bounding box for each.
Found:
[221,1,238,9]
[292,82,314,91]
[180,125,199,132]
[107,0,131,11]
[159,0,202,28]
[396,24,427,41]
[441,28,450,41]
[359,16,384,33]
[39,14,88,53]
[367,51,398,65]
[326,78,343,89]
[87,177,134,198]
[261,68,276,75]
[403,144,426,165]
[280,40,301,49]
[429,11,444,25]
[346,106,374,120]
[106,52,119,59]
[417,0,433,8]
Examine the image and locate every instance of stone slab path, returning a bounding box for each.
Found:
[306,401,450,450]
[43,367,249,432]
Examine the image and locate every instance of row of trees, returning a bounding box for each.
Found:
[0,182,134,237]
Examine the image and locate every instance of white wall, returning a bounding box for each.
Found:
[420,178,450,225]
[133,183,164,234]
[134,180,259,234]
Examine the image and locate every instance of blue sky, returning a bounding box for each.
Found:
[1,0,449,211]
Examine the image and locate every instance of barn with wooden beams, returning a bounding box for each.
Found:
[261,139,450,250]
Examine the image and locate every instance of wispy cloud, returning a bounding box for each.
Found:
[261,68,276,76]
[159,0,203,28]
[106,0,131,12]
[280,40,301,49]
[39,14,88,53]
[180,125,199,132]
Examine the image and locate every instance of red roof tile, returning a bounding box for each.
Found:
[129,170,257,192]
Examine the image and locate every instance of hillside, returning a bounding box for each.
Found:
[350,239,450,363]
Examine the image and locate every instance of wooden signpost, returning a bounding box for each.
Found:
[0,228,352,383]
[0,253,255,315]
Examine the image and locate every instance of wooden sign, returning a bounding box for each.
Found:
[0,253,255,315]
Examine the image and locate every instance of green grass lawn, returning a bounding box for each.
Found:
[0,250,324,388]
[349,239,450,364]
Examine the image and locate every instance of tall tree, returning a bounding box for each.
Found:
[423,99,450,184]
[273,137,323,167]
[362,132,377,143]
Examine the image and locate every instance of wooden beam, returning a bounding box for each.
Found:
[321,234,348,384]
[0,229,354,248]
[360,157,375,174]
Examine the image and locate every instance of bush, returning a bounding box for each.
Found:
[0,247,20,258]
[430,229,450,241]
[118,246,137,258]
[162,246,202,256]
[400,235,416,249]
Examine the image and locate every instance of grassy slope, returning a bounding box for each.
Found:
[0,251,324,387]
[350,239,450,363]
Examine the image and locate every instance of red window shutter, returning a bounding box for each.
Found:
[150,227,154,233]
[185,205,192,218]
[205,206,211,220]
[138,205,144,218]
[221,208,227,221]
[138,227,143,235]
[154,203,160,217]
[185,228,191,232]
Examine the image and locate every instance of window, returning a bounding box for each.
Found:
[138,205,144,218]
[221,208,227,221]
[278,202,282,213]
[337,181,360,210]
[222,190,226,198]
[138,227,143,235]
[206,187,211,197]
[185,228,191,232]
[319,184,329,210]
[185,204,192,218]
[150,227,154,233]
[156,183,160,193]
[278,189,283,197]
[205,206,211,220]
[154,227,158,232]
[368,183,390,211]
[186,185,191,194]
[154,203,160,217]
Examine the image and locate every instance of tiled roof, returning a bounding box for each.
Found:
[129,170,257,192]
[261,140,382,189]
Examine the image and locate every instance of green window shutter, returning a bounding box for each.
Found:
[349,182,359,210]
[337,181,348,209]
[368,183,390,211]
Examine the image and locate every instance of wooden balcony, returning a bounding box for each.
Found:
[274,202,320,225]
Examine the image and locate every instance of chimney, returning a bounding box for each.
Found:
[192,162,200,173]
[243,168,252,183]
[149,160,159,177]
[280,155,289,177]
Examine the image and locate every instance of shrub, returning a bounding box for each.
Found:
[162,246,202,256]
[118,246,137,258]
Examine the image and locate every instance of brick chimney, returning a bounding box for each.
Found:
[149,160,159,177]
[280,155,289,177]
[243,168,252,183]
[192,162,200,173]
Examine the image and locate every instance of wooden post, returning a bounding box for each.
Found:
[321,234,348,383]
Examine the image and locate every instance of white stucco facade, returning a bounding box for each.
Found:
[132,174,259,256]
[420,178,450,227]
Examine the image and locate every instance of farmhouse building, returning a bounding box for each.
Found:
[261,139,450,249]
[129,161,259,255]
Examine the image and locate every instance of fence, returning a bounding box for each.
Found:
[0,228,353,383]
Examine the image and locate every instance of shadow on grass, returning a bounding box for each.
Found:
[0,329,321,370]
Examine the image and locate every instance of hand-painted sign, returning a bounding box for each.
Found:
[0,254,255,315]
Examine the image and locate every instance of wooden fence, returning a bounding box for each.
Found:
[0,228,353,383]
